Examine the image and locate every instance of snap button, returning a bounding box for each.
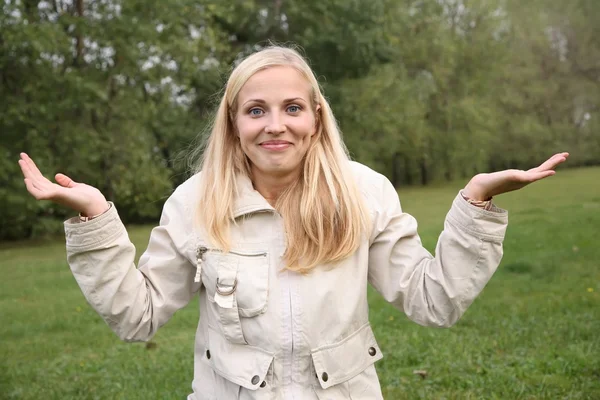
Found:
[206,349,211,359]
[260,381,266,388]
[251,375,260,385]
[368,346,377,356]
[321,372,328,382]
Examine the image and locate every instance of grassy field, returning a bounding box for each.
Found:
[1,166,599,399]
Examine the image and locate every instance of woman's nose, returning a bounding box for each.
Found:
[264,114,286,134]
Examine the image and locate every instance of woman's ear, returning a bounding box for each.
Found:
[312,105,321,137]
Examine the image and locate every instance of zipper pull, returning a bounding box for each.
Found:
[194,246,208,283]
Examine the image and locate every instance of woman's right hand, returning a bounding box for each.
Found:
[18,153,109,217]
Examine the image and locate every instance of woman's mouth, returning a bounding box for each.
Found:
[260,140,292,151]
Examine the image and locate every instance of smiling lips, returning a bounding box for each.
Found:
[260,140,292,151]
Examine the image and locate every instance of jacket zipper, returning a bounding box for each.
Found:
[194,246,267,283]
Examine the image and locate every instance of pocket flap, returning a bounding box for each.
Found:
[201,248,270,317]
[311,323,383,389]
[204,326,274,390]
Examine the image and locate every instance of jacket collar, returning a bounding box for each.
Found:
[232,173,276,218]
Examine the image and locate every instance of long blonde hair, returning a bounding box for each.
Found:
[195,45,370,273]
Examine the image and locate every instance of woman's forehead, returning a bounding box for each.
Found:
[237,66,312,103]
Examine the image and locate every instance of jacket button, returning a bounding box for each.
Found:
[321,372,328,382]
[206,350,211,359]
[368,347,377,356]
[251,375,260,385]
[260,381,266,388]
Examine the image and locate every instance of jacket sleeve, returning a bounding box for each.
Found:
[367,176,508,327]
[64,186,198,342]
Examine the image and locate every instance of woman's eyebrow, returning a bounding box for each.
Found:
[242,99,266,106]
[242,97,307,106]
[283,97,307,103]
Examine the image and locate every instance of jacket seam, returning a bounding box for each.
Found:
[66,223,126,250]
[446,214,504,243]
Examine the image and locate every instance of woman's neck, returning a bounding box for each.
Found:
[250,167,299,207]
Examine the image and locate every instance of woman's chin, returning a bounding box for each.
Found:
[252,162,301,179]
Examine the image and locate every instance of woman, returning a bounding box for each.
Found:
[19,46,568,399]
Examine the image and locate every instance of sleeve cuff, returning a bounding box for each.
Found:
[64,202,126,250]
[446,192,508,242]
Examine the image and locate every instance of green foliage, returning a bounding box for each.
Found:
[1,0,599,239]
[1,0,211,238]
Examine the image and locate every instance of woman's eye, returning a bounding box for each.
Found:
[287,105,301,113]
[249,108,264,116]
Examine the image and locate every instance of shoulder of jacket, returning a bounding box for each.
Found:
[349,161,389,195]
[161,172,204,248]
[174,171,202,193]
[167,171,203,211]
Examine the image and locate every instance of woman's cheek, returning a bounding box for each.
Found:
[289,118,314,137]
[237,120,262,140]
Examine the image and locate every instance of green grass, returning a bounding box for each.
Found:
[1,167,599,399]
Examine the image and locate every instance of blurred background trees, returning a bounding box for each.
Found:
[1,0,598,239]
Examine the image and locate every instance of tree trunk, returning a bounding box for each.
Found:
[74,0,84,67]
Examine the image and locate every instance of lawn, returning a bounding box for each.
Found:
[1,167,599,399]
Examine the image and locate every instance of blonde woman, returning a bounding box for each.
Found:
[19,46,568,399]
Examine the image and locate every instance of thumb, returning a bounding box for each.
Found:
[55,173,78,188]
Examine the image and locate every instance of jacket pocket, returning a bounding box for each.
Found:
[203,326,275,400]
[311,323,384,399]
[197,246,270,344]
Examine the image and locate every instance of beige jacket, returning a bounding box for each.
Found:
[64,162,508,400]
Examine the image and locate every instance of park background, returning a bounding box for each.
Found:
[1,0,599,399]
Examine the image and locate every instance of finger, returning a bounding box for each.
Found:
[544,155,568,170]
[531,153,568,172]
[19,153,46,181]
[528,170,556,182]
[55,173,78,188]
[536,153,563,170]
[30,176,53,192]
[18,157,38,180]
[25,154,46,180]
[19,161,46,185]
[18,159,31,179]
[20,161,55,192]
[23,178,47,200]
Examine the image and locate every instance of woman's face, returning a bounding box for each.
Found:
[235,66,318,182]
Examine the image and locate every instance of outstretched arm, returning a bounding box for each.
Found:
[368,153,568,327]
[18,153,199,341]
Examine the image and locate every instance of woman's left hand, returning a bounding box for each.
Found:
[462,152,569,201]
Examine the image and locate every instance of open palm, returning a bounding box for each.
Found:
[18,153,109,216]
[464,152,570,200]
